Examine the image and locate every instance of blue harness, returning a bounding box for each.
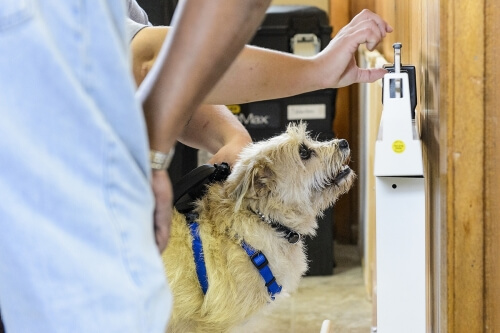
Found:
[187,215,282,300]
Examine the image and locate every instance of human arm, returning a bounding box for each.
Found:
[177,104,252,166]
[132,9,392,106]
[209,9,393,104]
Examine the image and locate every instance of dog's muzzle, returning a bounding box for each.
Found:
[332,166,352,186]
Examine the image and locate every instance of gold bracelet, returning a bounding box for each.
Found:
[149,148,175,170]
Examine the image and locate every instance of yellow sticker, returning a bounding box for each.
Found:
[226,104,241,114]
[392,140,406,153]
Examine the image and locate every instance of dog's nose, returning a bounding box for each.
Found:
[338,139,349,150]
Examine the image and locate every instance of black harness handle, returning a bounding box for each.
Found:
[173,163,230,213]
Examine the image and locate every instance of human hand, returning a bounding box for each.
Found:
[208,134,252,167]
[151,169,173,253]
[316,9,393,88]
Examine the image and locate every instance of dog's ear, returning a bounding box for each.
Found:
[253,164,275,197]
[228,160,276,211]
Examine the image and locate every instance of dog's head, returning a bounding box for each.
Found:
[225,122,355,235]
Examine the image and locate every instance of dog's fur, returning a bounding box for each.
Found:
[162,123,355,332]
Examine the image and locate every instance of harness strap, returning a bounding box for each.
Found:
[188,215,282,300]
[188,219,209,294]
[241,242,283,300]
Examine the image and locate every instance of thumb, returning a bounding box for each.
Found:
[356,67,388,83]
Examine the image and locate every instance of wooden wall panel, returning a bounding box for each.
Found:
[485,0,500,331]
[356,47,386,308]
[422,2,446,331]
[441,0,486,332]
[329,0,355,244]
[350,0,375,15]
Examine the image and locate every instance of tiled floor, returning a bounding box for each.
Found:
[233,243,373,333]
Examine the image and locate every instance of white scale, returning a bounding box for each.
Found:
[374,43,427,333]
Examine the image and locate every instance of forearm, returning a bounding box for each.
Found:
[205,46,322,105]
[132,28,324,105]
[139,0,270,154]
[178,104,251,155]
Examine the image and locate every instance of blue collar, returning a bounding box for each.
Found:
[187,214,282,300]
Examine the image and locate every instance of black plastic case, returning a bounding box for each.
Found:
[250,5,333,54]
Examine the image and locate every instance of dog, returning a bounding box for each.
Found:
[161,122,355,332]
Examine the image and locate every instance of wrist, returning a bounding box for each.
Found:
[150,148,175,170]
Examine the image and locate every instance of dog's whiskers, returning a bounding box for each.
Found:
[314,164,352,190]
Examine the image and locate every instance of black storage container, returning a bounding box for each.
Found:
[229,88,337,142]
[137,0,178,26]
[250,5,333,54]
[232,5,337,276]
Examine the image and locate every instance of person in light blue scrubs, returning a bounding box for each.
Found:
[0,1,171,332]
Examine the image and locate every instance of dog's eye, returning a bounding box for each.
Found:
[299,144,312,160]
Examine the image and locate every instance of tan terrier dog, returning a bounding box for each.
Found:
[162,122,355,332]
